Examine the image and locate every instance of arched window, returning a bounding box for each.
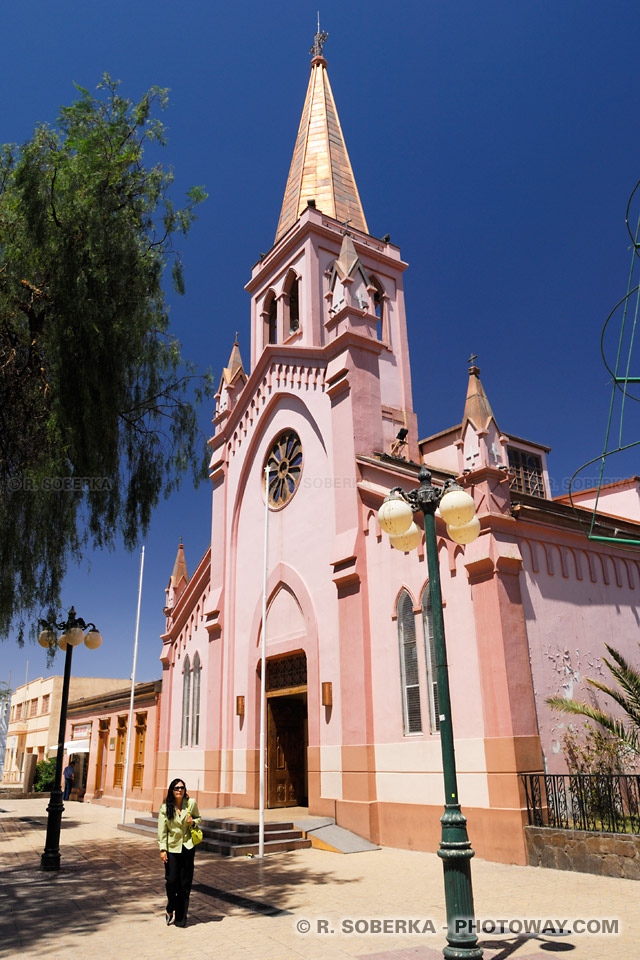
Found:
[286,273,300,334]
[369,275,386,341]
[265,292,277,345]
[397,590,422,734]
[181,655,191,748]
[421,585,440,733]
[191,652,201,747]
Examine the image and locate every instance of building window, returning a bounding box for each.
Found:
[182,656,191,747]
[285,272,300,334]
[15,703,22,721]
[29,699,38,718]
[421,586,440,733]
[192,653,201,747]
[41,695,50,715]
[114,716,127,787]
[264,292,277,345]
[132,713,147,788]
[369,275,386,341]
[508,447,545,498]
[397,590,422,734]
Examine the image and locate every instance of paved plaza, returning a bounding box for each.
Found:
[0,798,633,960]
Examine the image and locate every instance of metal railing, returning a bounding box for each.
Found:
[522,772,640,835]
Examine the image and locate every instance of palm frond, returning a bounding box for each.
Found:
[546,695,639,756]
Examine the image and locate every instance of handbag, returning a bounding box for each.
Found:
[187,799,203,845]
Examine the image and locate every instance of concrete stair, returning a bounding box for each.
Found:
[118,815,311,856]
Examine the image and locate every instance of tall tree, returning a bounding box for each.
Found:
[0,75,209,640]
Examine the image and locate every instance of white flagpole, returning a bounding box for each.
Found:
[258,465,271,857]
[121,545,145,825]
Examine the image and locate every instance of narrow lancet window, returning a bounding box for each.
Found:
[192,652,201,747]
[182,655,191,747]
[397,590,422,734]
[421,585,440,733]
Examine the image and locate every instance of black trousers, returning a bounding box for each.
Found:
[164,846,195,921]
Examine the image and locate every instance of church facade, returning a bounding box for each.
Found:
[154,37,640,865]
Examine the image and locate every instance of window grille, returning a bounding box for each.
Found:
[397,590,422,734]
[266,654,307,691]
[182,656,191,747]
[508,447,545,498]
[421,586,440,733]
[41,695,50,714]
[29,699,38,717]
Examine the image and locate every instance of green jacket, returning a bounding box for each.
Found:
[157,797,202,853]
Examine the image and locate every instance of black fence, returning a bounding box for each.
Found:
[521,772,640,835]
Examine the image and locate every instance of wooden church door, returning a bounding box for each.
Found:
[267,695,307,808]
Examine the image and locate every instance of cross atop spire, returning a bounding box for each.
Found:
[275,28,368,242]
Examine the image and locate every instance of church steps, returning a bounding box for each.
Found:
[118,814,311,856]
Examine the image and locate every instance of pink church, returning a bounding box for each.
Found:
[155,37,640,865]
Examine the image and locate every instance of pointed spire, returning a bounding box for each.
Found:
[170,540,189,587]
[462,362,497,433]
[217,336,247,394]
[275,30,368,242]
[333,231,363,280]
[224,336,246,384]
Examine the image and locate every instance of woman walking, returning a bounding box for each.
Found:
[158,778,202,927]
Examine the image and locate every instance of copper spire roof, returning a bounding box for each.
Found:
[275,39,368,242]
[218,337,247,392]
[170,540,188,587]
[462,364,497,432]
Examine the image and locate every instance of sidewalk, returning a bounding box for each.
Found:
[0,797,632,960]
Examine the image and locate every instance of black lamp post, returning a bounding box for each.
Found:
[378,466,482,960]
[38,607,102,871]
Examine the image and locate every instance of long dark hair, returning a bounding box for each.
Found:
[164,778,189,820]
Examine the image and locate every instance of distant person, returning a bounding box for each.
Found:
[62,760,75,800]
[158,778,201,927]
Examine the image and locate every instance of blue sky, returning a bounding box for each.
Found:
[3,0,640,690]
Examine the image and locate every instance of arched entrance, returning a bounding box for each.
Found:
[265,653,308,808]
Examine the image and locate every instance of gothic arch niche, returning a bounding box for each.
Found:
[264,584,306,644]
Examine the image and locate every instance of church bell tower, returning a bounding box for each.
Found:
[238,27,418,459]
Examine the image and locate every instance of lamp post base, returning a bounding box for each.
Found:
[439,805,483,959]
[40,788,64,871]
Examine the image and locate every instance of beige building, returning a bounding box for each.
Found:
[3,675,127,787]
[64,680,162,809]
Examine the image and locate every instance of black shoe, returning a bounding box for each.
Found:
[174,918,187,928]
[165,913,173,926]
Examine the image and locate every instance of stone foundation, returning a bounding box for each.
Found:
[524,825,640,880]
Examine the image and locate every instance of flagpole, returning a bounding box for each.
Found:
[121,545,145,825]
[258,465,270,857]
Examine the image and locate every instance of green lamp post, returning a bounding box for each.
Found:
[38,607,102,871]
[378,465,482,960]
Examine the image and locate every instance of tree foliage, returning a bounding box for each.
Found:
[0,75,209,640]
[547,643,640,759]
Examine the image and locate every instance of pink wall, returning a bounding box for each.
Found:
[518,533,640,773]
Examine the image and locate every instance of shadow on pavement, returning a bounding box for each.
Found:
[0,829,354,954]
